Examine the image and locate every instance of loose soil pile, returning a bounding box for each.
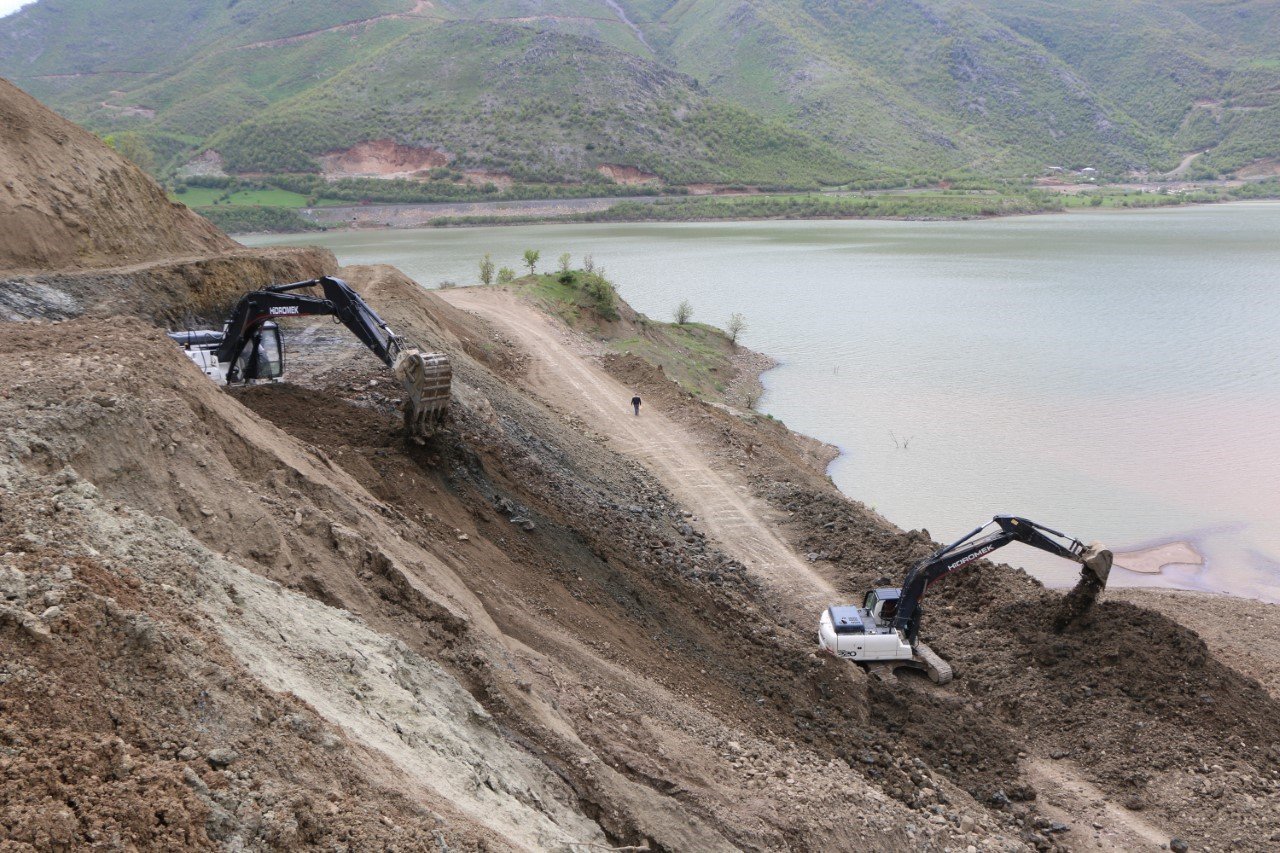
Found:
[0,78,234,273]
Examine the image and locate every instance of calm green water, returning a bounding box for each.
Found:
[246,203,1280,600]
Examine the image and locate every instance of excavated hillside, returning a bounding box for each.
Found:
[4,256,1280,850]
[0,76,334,324]
[3,78,1279,852]
[0,78,234,273]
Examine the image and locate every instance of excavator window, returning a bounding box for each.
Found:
[863,588,901,622]
[879,596,899,622]
[233,324,284,381]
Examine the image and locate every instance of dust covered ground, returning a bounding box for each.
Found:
[1,266,1278,851]
[1,271,1014,851]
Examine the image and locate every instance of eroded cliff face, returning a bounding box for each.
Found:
[0,77,235,274]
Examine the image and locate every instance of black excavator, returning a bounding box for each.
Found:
[819,515,1113,683]
[168,276,451,440]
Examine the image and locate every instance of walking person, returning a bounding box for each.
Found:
[631,395,642,416]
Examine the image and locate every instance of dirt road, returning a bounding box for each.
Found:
[440,287,836,622]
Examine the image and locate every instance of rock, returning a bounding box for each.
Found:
[39,605,62,621]
[959,815,974,834]
[178,745,199,761]
[1169,840,1188,853]
[207,747,238,768]
[181,766,209,794]
[989,789,1010,807]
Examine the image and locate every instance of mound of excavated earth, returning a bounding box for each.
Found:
[1,281,1012,850]
[0,78,235,273]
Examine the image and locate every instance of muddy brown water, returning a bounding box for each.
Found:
[246,203,1280,601]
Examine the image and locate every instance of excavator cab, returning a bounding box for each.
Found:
[229,322,283,382]
[862,588,901,625]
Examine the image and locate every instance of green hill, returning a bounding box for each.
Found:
[206,22,864,185]
[3,0,1279,185]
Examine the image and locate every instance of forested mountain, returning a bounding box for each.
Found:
[2,0,1277,186]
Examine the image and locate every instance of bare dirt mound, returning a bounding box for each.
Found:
[597,164,662,185]
[319,139,452,180]
[0,78,235,273]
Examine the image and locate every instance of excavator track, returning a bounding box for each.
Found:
[394,349,452,441]
[913,642,953,685]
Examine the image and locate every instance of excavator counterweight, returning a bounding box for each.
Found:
[169,276,450,441]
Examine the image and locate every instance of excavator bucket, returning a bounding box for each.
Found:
[1080,542,1113,589]
[1055,542,1112,631]
[393,349,452,442]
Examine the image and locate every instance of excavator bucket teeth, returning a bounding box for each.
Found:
[393,349,451,442]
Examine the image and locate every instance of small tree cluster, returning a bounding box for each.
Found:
[582,270,618,321]
[674,300,693,325]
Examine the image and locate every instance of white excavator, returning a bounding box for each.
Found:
[819,515,1113,683]
[168,276,451,440]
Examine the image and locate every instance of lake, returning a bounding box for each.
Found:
[245,203,1280,600]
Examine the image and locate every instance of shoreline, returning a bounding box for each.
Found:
[227,194,1280,238]
[747,350,1280,606]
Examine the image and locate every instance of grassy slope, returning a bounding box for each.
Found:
[967,0,1280,174]
[640,0,1175,173]
[512,269,742,401]
[3,0,1280,181]
[208,21,863,184]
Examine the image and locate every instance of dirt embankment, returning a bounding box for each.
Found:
[2,268,1014,850]
[0,246,336,324]
[319,139,452,181]
[452,285,1280,851]
[0,78,235,273]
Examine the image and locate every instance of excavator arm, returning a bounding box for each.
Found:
[215,277,404,375]
[893,515,1112,643]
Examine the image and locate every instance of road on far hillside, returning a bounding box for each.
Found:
[438,287,836,623]
[304,196,663,228]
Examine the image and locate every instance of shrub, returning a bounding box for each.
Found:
[674,299,693,325]
[727,312,747,345]
[478,253,495,285]
[582,272,618,321]
[497,267,516,285]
